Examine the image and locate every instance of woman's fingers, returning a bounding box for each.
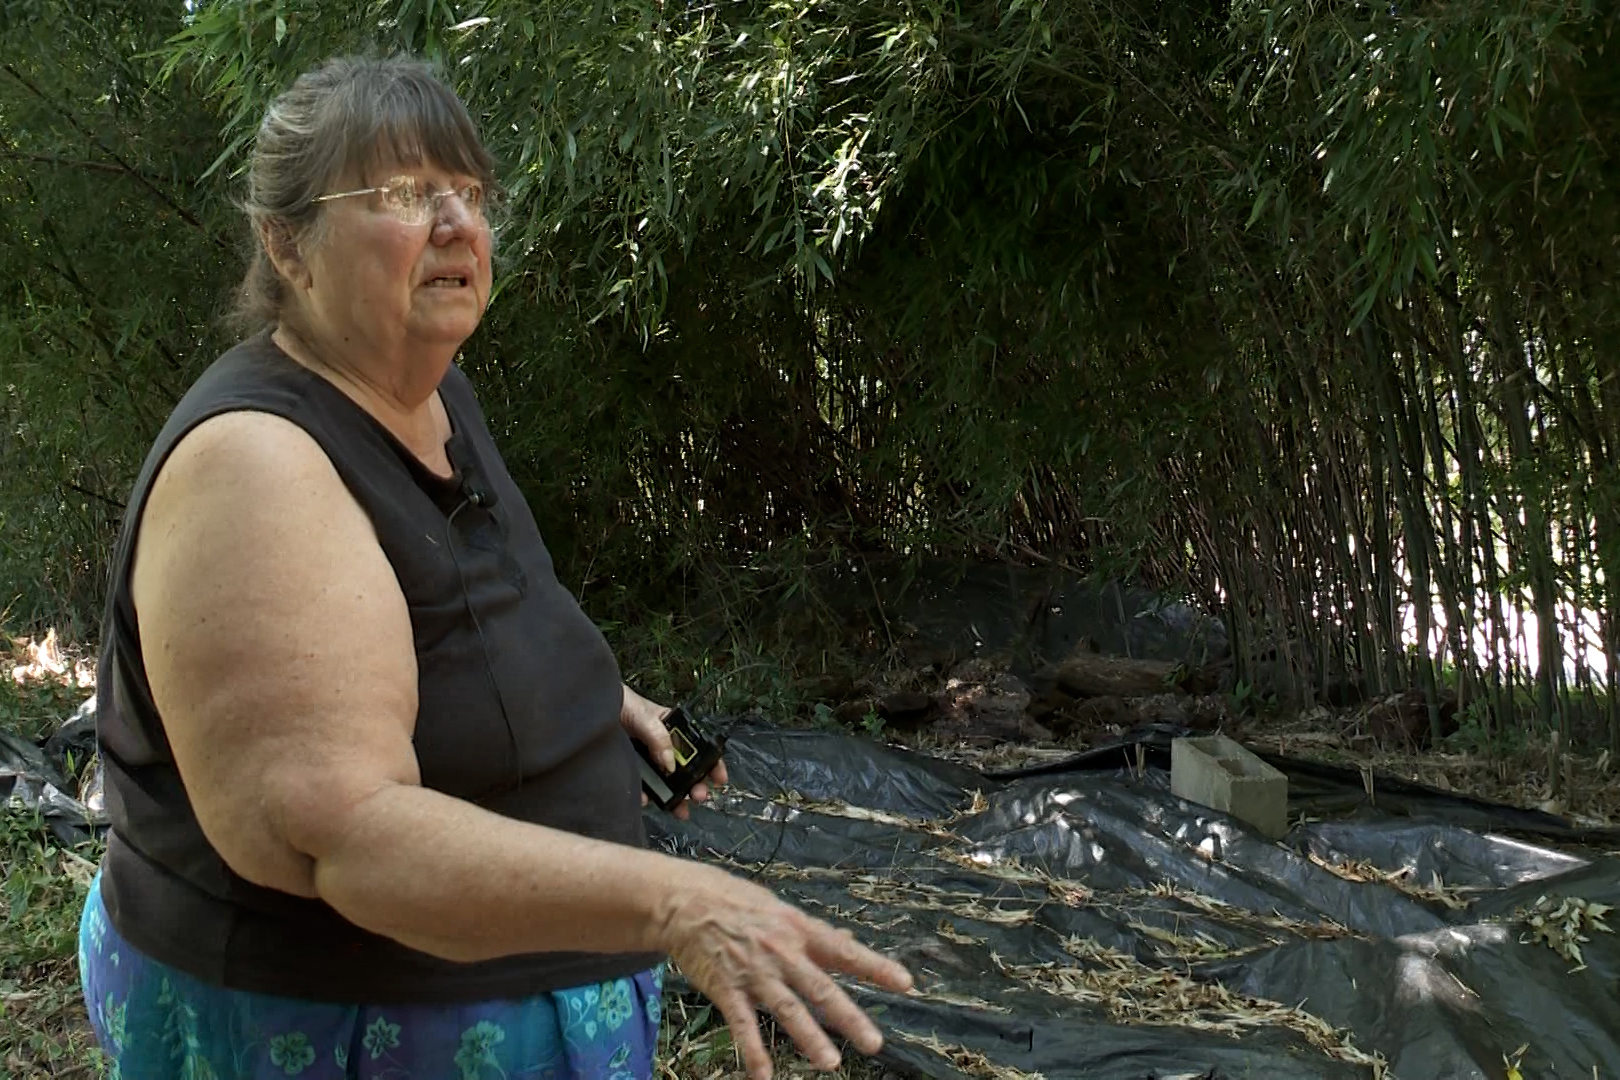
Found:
[670,780,711,820]
[640,725,676,772]
[751,925,904,1066]
[811,925,915,995]
[711,988,775,1080]
[620,687,679,771]
[779,952,883,1057]
[758,976,842,1071]
[664,868,914,1077]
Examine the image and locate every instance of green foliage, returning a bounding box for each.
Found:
[0,811,96,973]
[0,0,240,631]
[3,0,1619,747]
[129,0,1254,606]
[0,675,81,749]
[658,995,733,1070]
[860,708,887,740]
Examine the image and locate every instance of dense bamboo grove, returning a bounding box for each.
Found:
[2,0,1616,746]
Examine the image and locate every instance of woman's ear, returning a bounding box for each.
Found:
[260,220,312,291]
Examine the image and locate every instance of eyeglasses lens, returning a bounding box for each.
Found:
[380,177,484,225]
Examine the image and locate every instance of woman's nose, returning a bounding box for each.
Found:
[431,191,482,237]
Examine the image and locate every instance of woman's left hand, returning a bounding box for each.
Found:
[621,684,728,820]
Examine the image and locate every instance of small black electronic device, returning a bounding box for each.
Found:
[635,704,728,811]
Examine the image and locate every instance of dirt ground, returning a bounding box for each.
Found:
[838,649,1620,830]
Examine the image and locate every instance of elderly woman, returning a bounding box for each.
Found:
[80,54,910,1080]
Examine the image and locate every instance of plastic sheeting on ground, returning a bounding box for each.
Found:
[646,724,1620,1080]
[7,695,1618,1077]
[0,697,106,845]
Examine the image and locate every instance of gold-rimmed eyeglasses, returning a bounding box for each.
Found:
[312,175,487,226]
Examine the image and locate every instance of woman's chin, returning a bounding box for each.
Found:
[408,313,483,350]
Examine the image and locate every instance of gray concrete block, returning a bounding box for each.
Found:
[1171,734,1290,839]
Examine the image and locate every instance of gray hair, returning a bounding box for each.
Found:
[230,54,496,335]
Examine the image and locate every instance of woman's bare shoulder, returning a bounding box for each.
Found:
[156,409,346,500]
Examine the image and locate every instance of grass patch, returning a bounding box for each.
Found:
[0,808,104,1078]
[2,630,104,1076]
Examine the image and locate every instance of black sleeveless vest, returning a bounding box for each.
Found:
[94,331,660,1004]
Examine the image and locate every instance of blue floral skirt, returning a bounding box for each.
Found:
[79,875,664,1079]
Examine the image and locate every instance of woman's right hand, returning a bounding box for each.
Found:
[653,863,914,1080]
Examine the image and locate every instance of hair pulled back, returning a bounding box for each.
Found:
[231,54,496,335]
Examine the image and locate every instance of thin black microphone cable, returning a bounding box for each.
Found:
[639,662,796,882]
[749,726,794,882]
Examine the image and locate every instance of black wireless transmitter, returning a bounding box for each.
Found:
[634,704,728,811]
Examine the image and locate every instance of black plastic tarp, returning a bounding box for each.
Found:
[7,697,1619,1077]
[647,724,1620,1080]
[0,698,104,845]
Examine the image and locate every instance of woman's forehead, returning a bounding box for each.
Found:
[353,151,476,186]
[375,112,485,168]
[340,117,485,185]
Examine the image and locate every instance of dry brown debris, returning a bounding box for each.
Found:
[888,1030,1047,1079]
[1242,708,1620,830]
[847,876,1038,927]
[1135,881,1356,942]
[1306,852,1475,911]
[995,938,1387,1076]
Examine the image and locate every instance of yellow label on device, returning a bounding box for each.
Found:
[670,727,698,766]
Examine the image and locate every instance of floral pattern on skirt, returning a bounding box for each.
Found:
[79,874,663,1080]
